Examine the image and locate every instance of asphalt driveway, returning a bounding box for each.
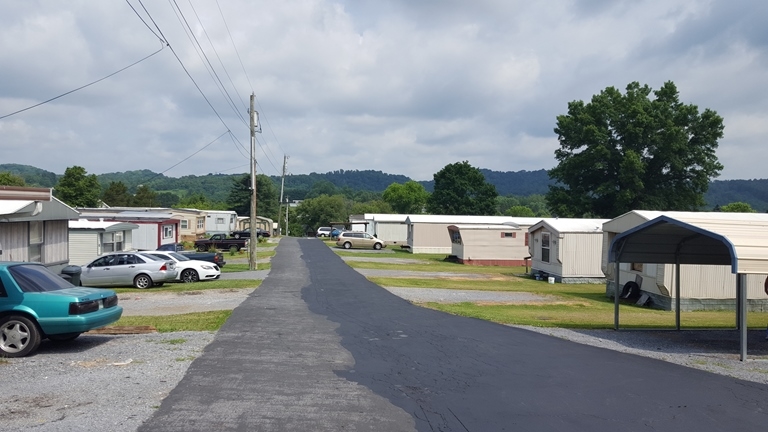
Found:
[140,237,768,431]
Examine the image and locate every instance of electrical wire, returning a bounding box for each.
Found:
[0,43,164,120]
[141,131,230,184]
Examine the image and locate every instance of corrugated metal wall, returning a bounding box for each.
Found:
[69,232,98,265]
[133,225,159,250]
[560,233,604,277]
[0,222,28,262]
[411,223,453,254]
[462,230,527,261]
[43,219,69,264]
[374,223,407,242]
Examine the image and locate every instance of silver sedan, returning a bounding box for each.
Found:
[80,252,178,289]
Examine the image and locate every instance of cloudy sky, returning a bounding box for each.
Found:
[1,0,767,181]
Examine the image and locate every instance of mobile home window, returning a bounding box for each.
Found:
[541,232,550,263]
[102,232,124,253]
[450,230,462,245]
[163,225,174,239]
[631,263,644,272]
[501,232,516,238]
[180,220,189,229]
[216,217,225,224]
[197,218,205,229]
[28,221,44,262]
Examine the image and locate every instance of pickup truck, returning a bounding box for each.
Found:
[231,228,270,239]
[194,234,248,252]
[177,250,226,268]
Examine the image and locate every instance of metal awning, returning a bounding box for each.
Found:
[609,215,768,361]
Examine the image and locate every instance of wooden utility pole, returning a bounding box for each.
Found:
[278,155,288,235]
[248,94,260,270]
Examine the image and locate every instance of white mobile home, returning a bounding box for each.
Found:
[364,214,409,245]
[68,220,139,265]
[0,188,79,272]
[603,211,768,311]
[76,209,180,251]
[406,215,542,254]
[448,224,528,266]
[204,210,238,235]
[528,218,608,283]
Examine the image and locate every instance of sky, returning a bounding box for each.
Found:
[1,0,767,182]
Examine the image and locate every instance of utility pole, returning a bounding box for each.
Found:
[277,155,288,235]
[248,94,261,271]
[285,196,289,236]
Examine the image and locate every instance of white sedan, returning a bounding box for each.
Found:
[145,251,221,283]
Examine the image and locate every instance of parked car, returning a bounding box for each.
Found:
[0,262,123,357]
[194,234,248,252]
[80,252,178,289]
[156,243,185,252]
[336,231,386,250]
[144,251,221,283]
[231,228,271,239]
[316,227,333,238]
[330,228,345,239]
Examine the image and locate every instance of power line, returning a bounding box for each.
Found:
[0,43,164,120]
[141,131,230,184]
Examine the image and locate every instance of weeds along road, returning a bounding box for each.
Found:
[140,237,768,432]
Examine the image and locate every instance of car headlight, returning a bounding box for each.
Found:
[201,265,214,270]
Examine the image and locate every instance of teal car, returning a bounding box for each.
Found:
[0,262,123,357]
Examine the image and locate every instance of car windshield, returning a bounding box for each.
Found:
[9,264,74,293]
[169,252,190,261]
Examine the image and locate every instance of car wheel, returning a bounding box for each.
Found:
[181,269,199,283]
[48,332,81,342]
[374,243,382,250]
[197,245,208,252]
[234,233,241,239]
[0,315,42,358]
[343,242,352,249]
[133,274,154,289]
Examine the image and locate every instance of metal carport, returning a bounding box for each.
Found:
[608,214,768,361]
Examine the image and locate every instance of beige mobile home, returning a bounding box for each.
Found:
[528,218,608,283]
[68,220,139,265]
[448,224,528,266]
[364,214,409,245]
[406,215,541,254]
[603,211,768,311]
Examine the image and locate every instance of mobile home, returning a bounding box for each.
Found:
[528,218,608,283]
[448,223,528,266]
[406,215,542,254]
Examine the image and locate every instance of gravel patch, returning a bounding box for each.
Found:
[383,287,551,303]
[119,288,256,316]
[356,268,502,279]
[0,331,215,432]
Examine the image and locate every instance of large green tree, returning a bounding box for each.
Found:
[101,181,132,207]
[131,185,158,207]
[382,181,429,214]
[719,202,756,213]
[427,161,498,215]
[295,194,348,232]
[227,174,279,218]
[0,171,26,186]
[55,166,101,207]
[547,81,724,218]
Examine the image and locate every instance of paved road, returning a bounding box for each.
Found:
[140,237,768,431]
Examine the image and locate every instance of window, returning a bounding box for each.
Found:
[181,219,189,229]
[197,218,205,229]
[541,232,550,263]
[525,232,529,246]
[216,217,225,224]
[230,215,235,223]
[449,230,462,245]
[102,232,124,253]
[28,221,44,263]
[501,232,516,238]
[163,225,174,239]
[631,262,644,272]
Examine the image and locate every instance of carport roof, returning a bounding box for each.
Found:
[609,214,768,274]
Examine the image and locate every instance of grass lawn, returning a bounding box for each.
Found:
[111,279,260,294]
[348,260,524,276]
[113,310,232,332]
[221,262,270,272]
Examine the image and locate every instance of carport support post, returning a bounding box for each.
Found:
[738,273,747,361]
[675,260,681,331]
[614,261,620,330]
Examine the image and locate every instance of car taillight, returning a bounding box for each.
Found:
[214,255,220,263]
[69,300,99,315]
[160,264,167,271]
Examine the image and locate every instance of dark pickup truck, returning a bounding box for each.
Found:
[194,234,248,252]
[178,250,227,268]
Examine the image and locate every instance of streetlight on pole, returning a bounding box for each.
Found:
[248,94,261,271]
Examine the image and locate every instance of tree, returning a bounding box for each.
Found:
[101,181,132,207]
[427,161,498,215]
[504,205,535,217]
[131,185,158,207]
[0,171,26,186]
[382,181,429,214]
[351,200,393,215]
[227,174,279,218]
[156,192,181,208]
[55,166,101,207]
[546,81,724,218]
[719,202,756,213]
[295,194,348,232]
[305,180,337,199]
